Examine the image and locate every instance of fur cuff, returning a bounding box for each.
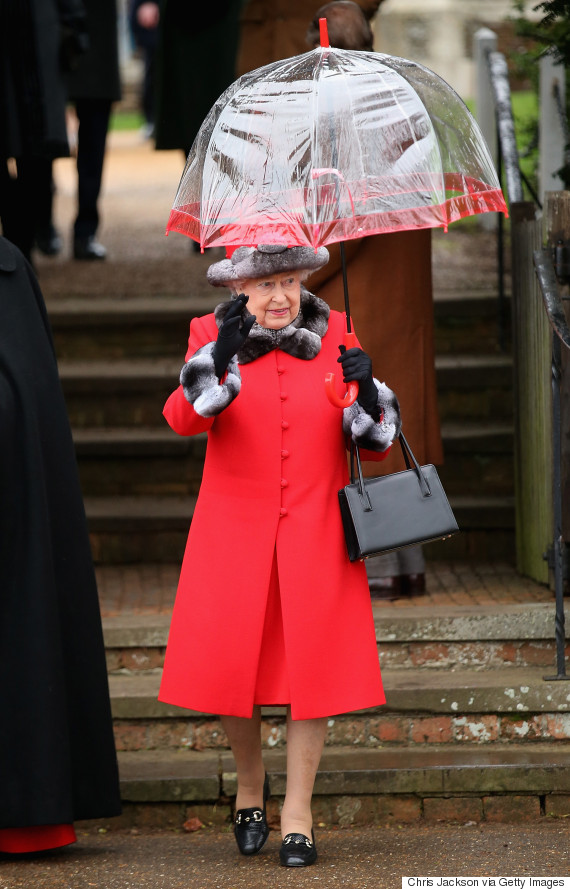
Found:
[343,380,401,451]
[180,341,241,417]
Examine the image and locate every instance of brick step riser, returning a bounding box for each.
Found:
[437,389,513,423]
[84,791,561,829]
[60,367,512,428]
[433,321,511,356]
[438,453,513,497]
[53,326,191,361]
[112,710,570,753]
[65,392,514,428]
[64,390,172,429]
[90,529,187,564]
[434,331,510,355]
[50,300,508,361]
[55,331,509,360]
[106,639,565,675]
[77,449,512,498]
[78,458,205,498]
[425,530,514,561]
[90,525,514,564]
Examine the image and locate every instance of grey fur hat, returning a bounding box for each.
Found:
[206,244,330,287]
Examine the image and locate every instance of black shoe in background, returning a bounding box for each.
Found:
[35,224,62,256]
[74,236,107,261]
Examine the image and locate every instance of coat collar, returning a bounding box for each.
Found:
[214,288,330,364]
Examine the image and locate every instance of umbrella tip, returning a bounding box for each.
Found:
[319,17,330,48]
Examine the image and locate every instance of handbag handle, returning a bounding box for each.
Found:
[350,440,373,511]
[398,432,431,497]
[350,431,432,502]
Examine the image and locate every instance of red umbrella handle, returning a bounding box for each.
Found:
[325,331,359,408]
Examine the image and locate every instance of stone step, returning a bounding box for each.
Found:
[425,493,514,561]
[59,352,513,428]
[75,428,206,497]
[48,295,218,360]
[86,496,195,563]
[108,666,570,752]
[47,294,507,361]
[438,421,513,497]
[74,423,512,498]
[60,359,180,428]
[103,603,560,674]
[86,493,513,564]
[433,294,511,355]
[115,744,570,826]
[436,354,513,421]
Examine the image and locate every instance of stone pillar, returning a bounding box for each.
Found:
[474,28,498,231]
[539,55,567,202]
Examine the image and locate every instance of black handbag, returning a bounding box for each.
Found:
[338,432,459,562]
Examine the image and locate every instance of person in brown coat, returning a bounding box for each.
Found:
[304,1,444,600]
[237,0,384,74]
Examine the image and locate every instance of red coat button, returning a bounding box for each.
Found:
[281,479,288,488]
[281,421,289,429]
[280,508,288,517]
[277,366,285,374]
[281,449,289,458]
[280,393,288,401]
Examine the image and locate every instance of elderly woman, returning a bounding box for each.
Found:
[159,244,400,867]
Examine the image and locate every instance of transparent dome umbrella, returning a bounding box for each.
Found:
[167,34,507,405]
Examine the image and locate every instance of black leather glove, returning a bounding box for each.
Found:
[212,294,255,379]
[337,346,380,421]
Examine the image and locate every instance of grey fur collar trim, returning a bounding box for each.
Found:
[214,287,330,364]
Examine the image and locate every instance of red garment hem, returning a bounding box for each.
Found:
[0,825,77,854]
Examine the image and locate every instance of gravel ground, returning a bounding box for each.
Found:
[1,824,568,889]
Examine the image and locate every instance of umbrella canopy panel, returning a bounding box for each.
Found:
[167,47,507,249]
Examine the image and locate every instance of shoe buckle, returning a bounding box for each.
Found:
[235,809,263,825]
[283,834,312,846]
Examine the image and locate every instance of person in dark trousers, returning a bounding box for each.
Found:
[0,0,86,263]
[0,236,121,854]
[153,0,242,158]
[65,0,121,260]
[129,0,159,139]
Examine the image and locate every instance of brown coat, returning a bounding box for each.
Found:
[237,0,383,73]
[306,231,444,474]
[236,1,443,475]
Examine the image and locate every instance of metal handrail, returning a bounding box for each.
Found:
[533,248,570,680]
[484,40,569,680]
[486,50,524,205]
[484,49,527,350]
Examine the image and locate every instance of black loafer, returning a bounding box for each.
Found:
[35,224,62,256]
[234,773,270,856]
[279,830,317,867]
[73,236,107,261]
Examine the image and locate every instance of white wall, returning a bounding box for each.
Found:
[374,0,539,97]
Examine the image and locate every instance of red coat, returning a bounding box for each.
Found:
[158,308,387,719]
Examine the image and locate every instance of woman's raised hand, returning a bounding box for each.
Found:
[213,294,255,379]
